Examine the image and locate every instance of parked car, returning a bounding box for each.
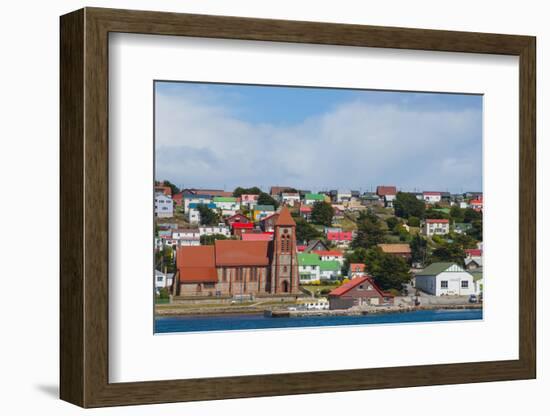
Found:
[469,294,478,303]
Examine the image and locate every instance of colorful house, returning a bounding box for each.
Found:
[240,194,259,209]
[299,205,312,220]
[213,196,240,215]
[312,250,344,264]
[327,231,353,247]
[348,263,366,279]
[319,261,341,280]
[304,193,325,205]
[298,253,321,282]
[187,202,216,224]
[328,276,394,309]
[253,205,275,221]
[231,222,255,238]
[281,192,300,207]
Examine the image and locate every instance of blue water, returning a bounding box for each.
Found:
[155,309,482,333]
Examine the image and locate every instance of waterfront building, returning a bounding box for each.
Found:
[328,276,394,309]
[174,206,300,297]
[414,262,475,296]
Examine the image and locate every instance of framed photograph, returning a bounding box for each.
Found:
[60,7,536,408]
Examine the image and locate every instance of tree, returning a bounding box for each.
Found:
[233,186,262,197]
[394,192,425,219]
[425,208,449,220]
[196,203,219,225]
[385,216,399,233]
[365,247,412,291]
[295,217,322,242]
[161,180,180,195]
[430,241,466,265]
[408,216,420,227]
[467,220,483,241]
[341,247,369,276]
[200,233,228,245]
[257,192,279,209]
[155,246,175,273]
[311,201,334,226]
[463,208,482,223]
[410,234,428,265]
[352,211,385,249]
[450,205,464,222]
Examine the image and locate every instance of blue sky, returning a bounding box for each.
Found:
[155,81,482,193]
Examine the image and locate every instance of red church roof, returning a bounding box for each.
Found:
[242,233,273,241]
[176,246,218,283]
[275,206,296,226]
[214,240,270,267]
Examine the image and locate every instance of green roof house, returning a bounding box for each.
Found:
[319,260,341,280]
[415,262,475,296]
[298,253,321,283]
[304,193,326,205]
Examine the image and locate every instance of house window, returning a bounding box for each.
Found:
[461,281,469,288]
[156,276,163,282]
[441,280,448,289]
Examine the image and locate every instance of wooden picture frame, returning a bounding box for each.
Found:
[60,7,536,408]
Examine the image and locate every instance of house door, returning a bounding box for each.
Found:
[281,280,289,293]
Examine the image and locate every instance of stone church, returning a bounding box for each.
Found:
[173,206,300,297]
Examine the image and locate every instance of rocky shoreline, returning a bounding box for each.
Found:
[155,303,482,318]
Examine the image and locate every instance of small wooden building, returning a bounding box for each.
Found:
[328,276,394,310]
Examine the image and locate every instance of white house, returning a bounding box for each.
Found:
[172,229,200,246]
[199,224,231,237]
[154,193,174,218]
[423,191,442,204]
[303,193,325,205]
[240,194,259,209]
[336,190,352,203]
[414,262,475,296]
[312,250,344,265]
[183,195,212,213]
[187,202,217,224]
[155,269,174,293]
[298,253,321,283]
[423,219,450,236]
[281,192,300,207]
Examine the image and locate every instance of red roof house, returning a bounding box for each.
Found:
[327,231,353,243]
[328,276,394,309]
[376,186,397,197]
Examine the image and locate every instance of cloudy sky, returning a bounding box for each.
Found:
[155,81,482,193]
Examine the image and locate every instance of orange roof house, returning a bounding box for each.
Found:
[378,243,412,258]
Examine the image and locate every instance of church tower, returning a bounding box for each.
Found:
[270,206,300,294]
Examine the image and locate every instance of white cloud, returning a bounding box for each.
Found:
[155,91,482,193]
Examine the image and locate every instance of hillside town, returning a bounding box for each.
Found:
[154,182,483,316]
